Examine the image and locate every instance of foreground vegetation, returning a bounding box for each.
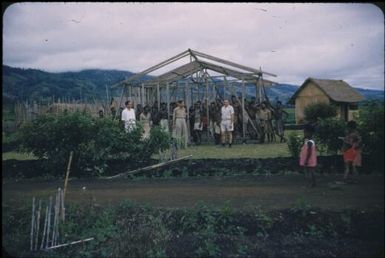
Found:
[3,200,383,258]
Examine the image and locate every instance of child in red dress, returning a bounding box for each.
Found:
[341,121,361,183]
[299,124,317,187]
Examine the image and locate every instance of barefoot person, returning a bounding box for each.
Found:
[341,121,362,183]
[273,101,288,142]
[299,124,317,187]
[220,99,235,147]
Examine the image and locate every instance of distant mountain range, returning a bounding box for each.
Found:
[2,65,384,105]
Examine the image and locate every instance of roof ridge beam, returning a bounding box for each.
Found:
[191,49,277,77]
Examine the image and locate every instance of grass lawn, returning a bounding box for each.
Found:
[177,142,290,159]
[2,151,37,161]
[3,143,291,161]
[175,129,301,159]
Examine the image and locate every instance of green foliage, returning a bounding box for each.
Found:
[357,100,384,170]
[17,112,170,177]
[304,103,337,123]
[290,197,313,217]
[314,118,346,154]
[287,132,302,158]
[3,200,384,258]
[112,204,171,258]
[283,108,295,124]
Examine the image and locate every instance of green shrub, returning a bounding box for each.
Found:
[17,111,170,177]
[304,103,337,123]
[314,118,346,155]
[287,132,302,158]
[357,100,384,171]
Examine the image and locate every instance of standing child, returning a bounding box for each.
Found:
[341,121,362,183]
[299,124,317,187]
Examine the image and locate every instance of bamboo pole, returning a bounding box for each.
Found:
[242,79,246,140]
[55,190,60,246]
[40,206,48,250]
[112,50,190,87]
[141,82,145,106]
[46,196,52,248]
[34,199,42,251]
[63,151,74,199]
[185,81,190,141]
[191,49,276,77]
[60,188,65,222]
[30,197,36,251]
[104,155,193,179]
[205,73,210,139]
[51,193,58,247]
[166,82,170,124]
[157,82,161,110]
[45,238,94,250]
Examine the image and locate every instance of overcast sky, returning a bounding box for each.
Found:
[3,2,384,90]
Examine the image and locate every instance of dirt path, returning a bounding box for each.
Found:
[3,174,384,211]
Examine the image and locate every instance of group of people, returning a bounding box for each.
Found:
[116,96,289,147]
[117,97,362,186]
[300,121,362,187]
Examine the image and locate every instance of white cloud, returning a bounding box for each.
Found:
[3,2,384,90]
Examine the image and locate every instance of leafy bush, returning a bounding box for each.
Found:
[287,132,302,158]
[2,131,21,152]
[357,100,384,171]
[18,111,170,177]
[304,103,337,123]
[314,118,346,154]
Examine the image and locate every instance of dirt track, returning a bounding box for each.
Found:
[3,174,384,211]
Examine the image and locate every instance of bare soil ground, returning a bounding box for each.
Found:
[3,174,383,211]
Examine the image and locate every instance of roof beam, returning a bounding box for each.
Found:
[111,49,190,88]
[190,49,277,77]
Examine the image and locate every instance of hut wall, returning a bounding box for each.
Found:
[335,102,359,122]
[294,82,330,124]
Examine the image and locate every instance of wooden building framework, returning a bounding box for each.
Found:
[113,49,278,141]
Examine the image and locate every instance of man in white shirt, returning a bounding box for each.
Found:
[221,99,235,147]
[121,100,136,132]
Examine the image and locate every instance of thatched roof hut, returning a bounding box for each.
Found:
[289,78,364,124]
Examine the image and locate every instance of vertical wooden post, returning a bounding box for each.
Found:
[63,151,74,199]
[35,199,42,250]
[258,76,262,103]
[157,82,161,110]
[205,74,210,139]
[51,192,58,246]
[46,196,52,248]
[30,197,36,251]
[185,81,190,141]
[61,188,65,222]
[166,82,170,122]
[259,68,264,103]
[224,76,229,99]
[242,79,246,140]
[40,206,48,250]
[141,83,145,106]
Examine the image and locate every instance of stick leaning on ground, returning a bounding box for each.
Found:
[103,155,193,179]
[45,237,94,250]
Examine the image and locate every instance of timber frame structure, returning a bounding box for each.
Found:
[113,49,278,142]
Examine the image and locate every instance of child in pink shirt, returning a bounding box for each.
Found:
[299,124,317,187]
